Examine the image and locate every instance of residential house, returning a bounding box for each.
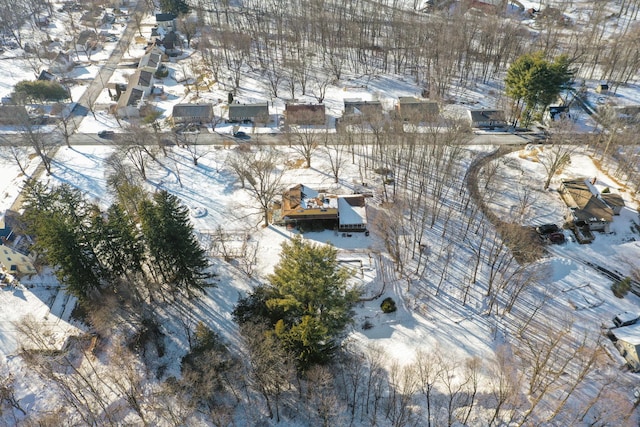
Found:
[546,105,571,123]
[0,105,28,125]
[601,193,625,215]
[138,46,163,74]
[155,13,177,32]
[343,98,384,122]
[0,211,14,242]
[128,69,154,95]
[37,70,57,82]
[116,88,145,118]
[559,178,614,232]
[228,102,270,123]
[612,323,640,372]
[468,109,508,129]
[463,0,507,13]
[285,104,326,126]
[337,195,367,231]
[397,97,439,122]
[280,184,367,231]
[75,29,99,56]
[49,52,74,74]
[172,103,213,125]
[0,245,36,275]
[160,31,181,56]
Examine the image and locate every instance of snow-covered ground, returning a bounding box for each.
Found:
[1,0,640,423]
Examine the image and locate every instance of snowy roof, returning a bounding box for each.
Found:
[468,109,506,124]
[613,323,640,346]
[338,195,367,227]
[343,99,383,116]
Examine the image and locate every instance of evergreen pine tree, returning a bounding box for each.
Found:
[23,181,103,301]
[235,236,359,370]
[139,191,210,296]
[91,203,145,281]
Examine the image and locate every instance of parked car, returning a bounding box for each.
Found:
[233,131,250,139]
[98,130,115,138]
[536,223,565,244]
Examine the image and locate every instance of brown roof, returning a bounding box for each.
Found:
[285,104,326,125]
[561,179,614,223]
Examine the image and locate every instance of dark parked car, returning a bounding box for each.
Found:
[536,223,565,244]
[536,223,560,235]
[233,131,250,139]
[98,130,115,138]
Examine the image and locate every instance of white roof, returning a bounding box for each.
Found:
[338,196,366,226]
[613,323,640,346]
[615,311,639,325]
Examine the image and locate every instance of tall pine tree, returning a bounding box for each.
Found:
[235,236,360,369]
[23,181,104,301]
[139,191,210,296]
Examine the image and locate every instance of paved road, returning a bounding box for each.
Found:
[0,129,544,147]
[69,0,148,131]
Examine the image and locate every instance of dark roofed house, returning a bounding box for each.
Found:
[397,97,439,122]
[285,104,326,126]
[172,103,213,124]
[116,88,145,118]
[560,178,614,233]
[468,109,507,129]
[138,46,163,73]
[228,102,269,124]
[344,98,383,116]
[155,13,177,31]
[37,70,56,81]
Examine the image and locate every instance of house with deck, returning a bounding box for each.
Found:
[279,184,367,231]
[559,178,615,233]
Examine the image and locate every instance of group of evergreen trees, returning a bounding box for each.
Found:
[22,181,211,304]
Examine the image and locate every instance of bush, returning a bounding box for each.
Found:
[380,297,397,313]
[612,277,632,298]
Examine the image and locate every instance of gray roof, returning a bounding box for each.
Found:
[126,89,144,107]
[228,103,269,120]
[398,97,439,117]
[344,99,383,115]
[136,70,153,88]
[172,103,213,119]
[468,109,507,124]
[155,13,176,22]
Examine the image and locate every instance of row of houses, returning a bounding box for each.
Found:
[170,97,507,128]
